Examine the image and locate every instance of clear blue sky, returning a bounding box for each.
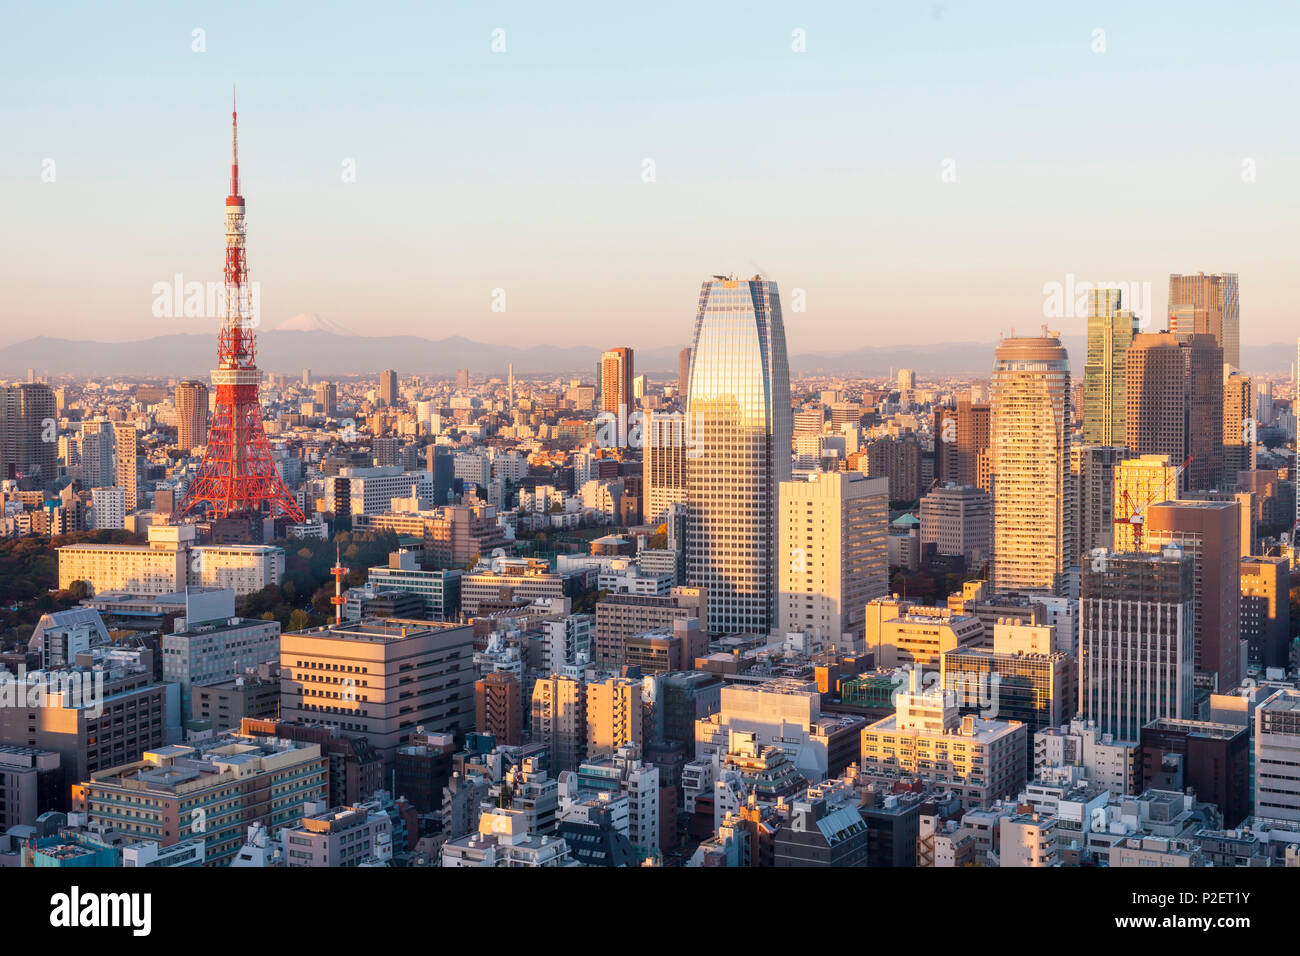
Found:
[2,0,1297,352]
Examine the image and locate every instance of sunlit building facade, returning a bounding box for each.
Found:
[684,275,792,635]
[990,334,1074,595]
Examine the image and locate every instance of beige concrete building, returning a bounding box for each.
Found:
[58,523,283,597]
[859,671,1027,808]
[864,598,984,670]
[644,411,687,524]
[586,677,643,758]
[778,471,888,652]
[76,735,327,866]
[280,619,475,768]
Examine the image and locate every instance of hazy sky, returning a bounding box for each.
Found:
[3,1,1297,354]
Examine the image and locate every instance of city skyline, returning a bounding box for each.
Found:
[1,0,1298,900]
[4,3,1299,353]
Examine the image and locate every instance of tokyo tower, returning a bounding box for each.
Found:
[175,94,305,524]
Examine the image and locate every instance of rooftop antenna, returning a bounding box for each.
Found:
[330,543,347,626]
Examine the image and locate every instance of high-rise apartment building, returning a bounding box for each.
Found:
[90,486,126,530]
[0,383,57,481]
[644,410,687,524]
[586,677,643,758]
[379,368,398,407]
[1223,370,1256,480]
[990,334,1073,595]
[531,675,588,774]
[600,347,635,415]
[1125,332,1223,492]
[475,672,523,746]
[859,436,922,503]
[114,425,138,511]
[80,420,116,489]
[1080,548,1195,742]
[313,382,338,417]
[933,399,991,492]
[175,380,210,451]
[1082,288,1139,446]
[777,472,889,652]
[684,276,792,635]
[1168,272,1239,370]
[1142,499,1242,689]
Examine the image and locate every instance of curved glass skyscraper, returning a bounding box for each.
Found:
[684,275,792,635]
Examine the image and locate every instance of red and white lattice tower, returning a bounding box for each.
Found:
[176,93,305,524]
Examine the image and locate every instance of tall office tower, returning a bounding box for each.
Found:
[777,472,889,653]
[0,383,57,481]
[1223,370,1256,481]
[531,675,588,774]
[1112,454,1180,552]
[600,347,635,415]
[114,426,138,511]
[80,420,116,489]
[1142,500,1242,690]
[934,399,991,491]
[379,368,398,407]
[990,334,1073,595]
[507,363,514,407]
[1240,556,1290,670]
[897,368,916,400]
[176,100,305,524]
[586,677,643,758]
[684,275,792,635]
[678,347,691,399]
[1169,272,1239,370]
[1071,445,1128,557]
[175,380,210,452]
[456,368,470,390]
[313,382,338,418]
[644,410,687,524]
[1125,332,1223,492]
[1080,548,1195,742]
[1255,689,1300,826]
[302,368,311,387]
[1082,288,1139,445]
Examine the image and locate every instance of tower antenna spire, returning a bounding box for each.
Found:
[230,85,240,198]
[175,95,306,526]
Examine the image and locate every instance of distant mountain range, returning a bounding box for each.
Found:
[0,330,1291,379]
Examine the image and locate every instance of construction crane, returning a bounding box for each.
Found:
[1113,454,1194,551]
